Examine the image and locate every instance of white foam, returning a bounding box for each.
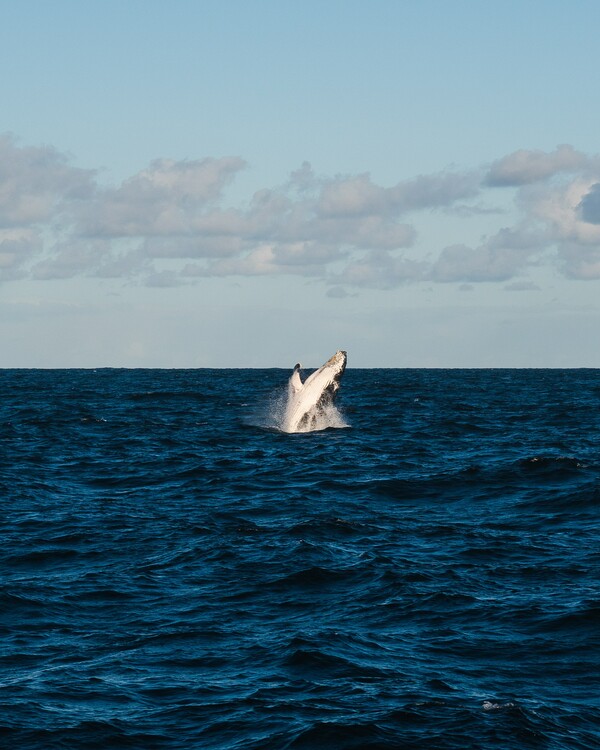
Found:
[283,401,349,433]
[260,385,347,434]
[482,700,515,711]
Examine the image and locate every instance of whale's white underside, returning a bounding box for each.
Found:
[281,350,347,433]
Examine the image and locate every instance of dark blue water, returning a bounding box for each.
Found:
[1,368,599,749]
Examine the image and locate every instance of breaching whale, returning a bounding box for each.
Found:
[281,350,347,433]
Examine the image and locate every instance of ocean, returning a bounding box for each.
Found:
[1,367,599,749]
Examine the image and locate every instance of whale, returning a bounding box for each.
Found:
[281,350,347,433]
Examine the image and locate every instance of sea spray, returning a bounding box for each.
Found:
[250,383,348,433]
[278,396,349,433]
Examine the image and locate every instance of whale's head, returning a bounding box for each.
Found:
[327,350,347,374]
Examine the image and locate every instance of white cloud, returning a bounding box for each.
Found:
[142,234,245,259]
[559,243,600,280]
[429,223,546,283]
[517,176,600,281]
[334,250,427,289]
[144,269,186,288]
[80,157,246,237]
[31,238,121,280]
[430,243,526,283]
[389,171,483,211]
[0,133,94,227]
[317,174,387,217]
[485,145,589,187]
[184,240,348,279]
[317,169,481,217]
[186,244,281,278]
[0,230,42,281]
[504,280,541,292]
[326,285,355,299]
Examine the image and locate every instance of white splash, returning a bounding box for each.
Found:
[277,396,348,433]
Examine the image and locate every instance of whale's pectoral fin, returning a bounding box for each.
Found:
[289,367,303,393]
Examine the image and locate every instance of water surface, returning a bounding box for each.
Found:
[1,368,599,749]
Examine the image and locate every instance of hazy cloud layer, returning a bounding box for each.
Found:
[2,135,600,287]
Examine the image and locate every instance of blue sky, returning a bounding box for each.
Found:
[2,0,600,367]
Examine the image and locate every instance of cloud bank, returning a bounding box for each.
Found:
[2,133,600,289]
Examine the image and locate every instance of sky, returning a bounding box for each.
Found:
[2,0,600,367]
